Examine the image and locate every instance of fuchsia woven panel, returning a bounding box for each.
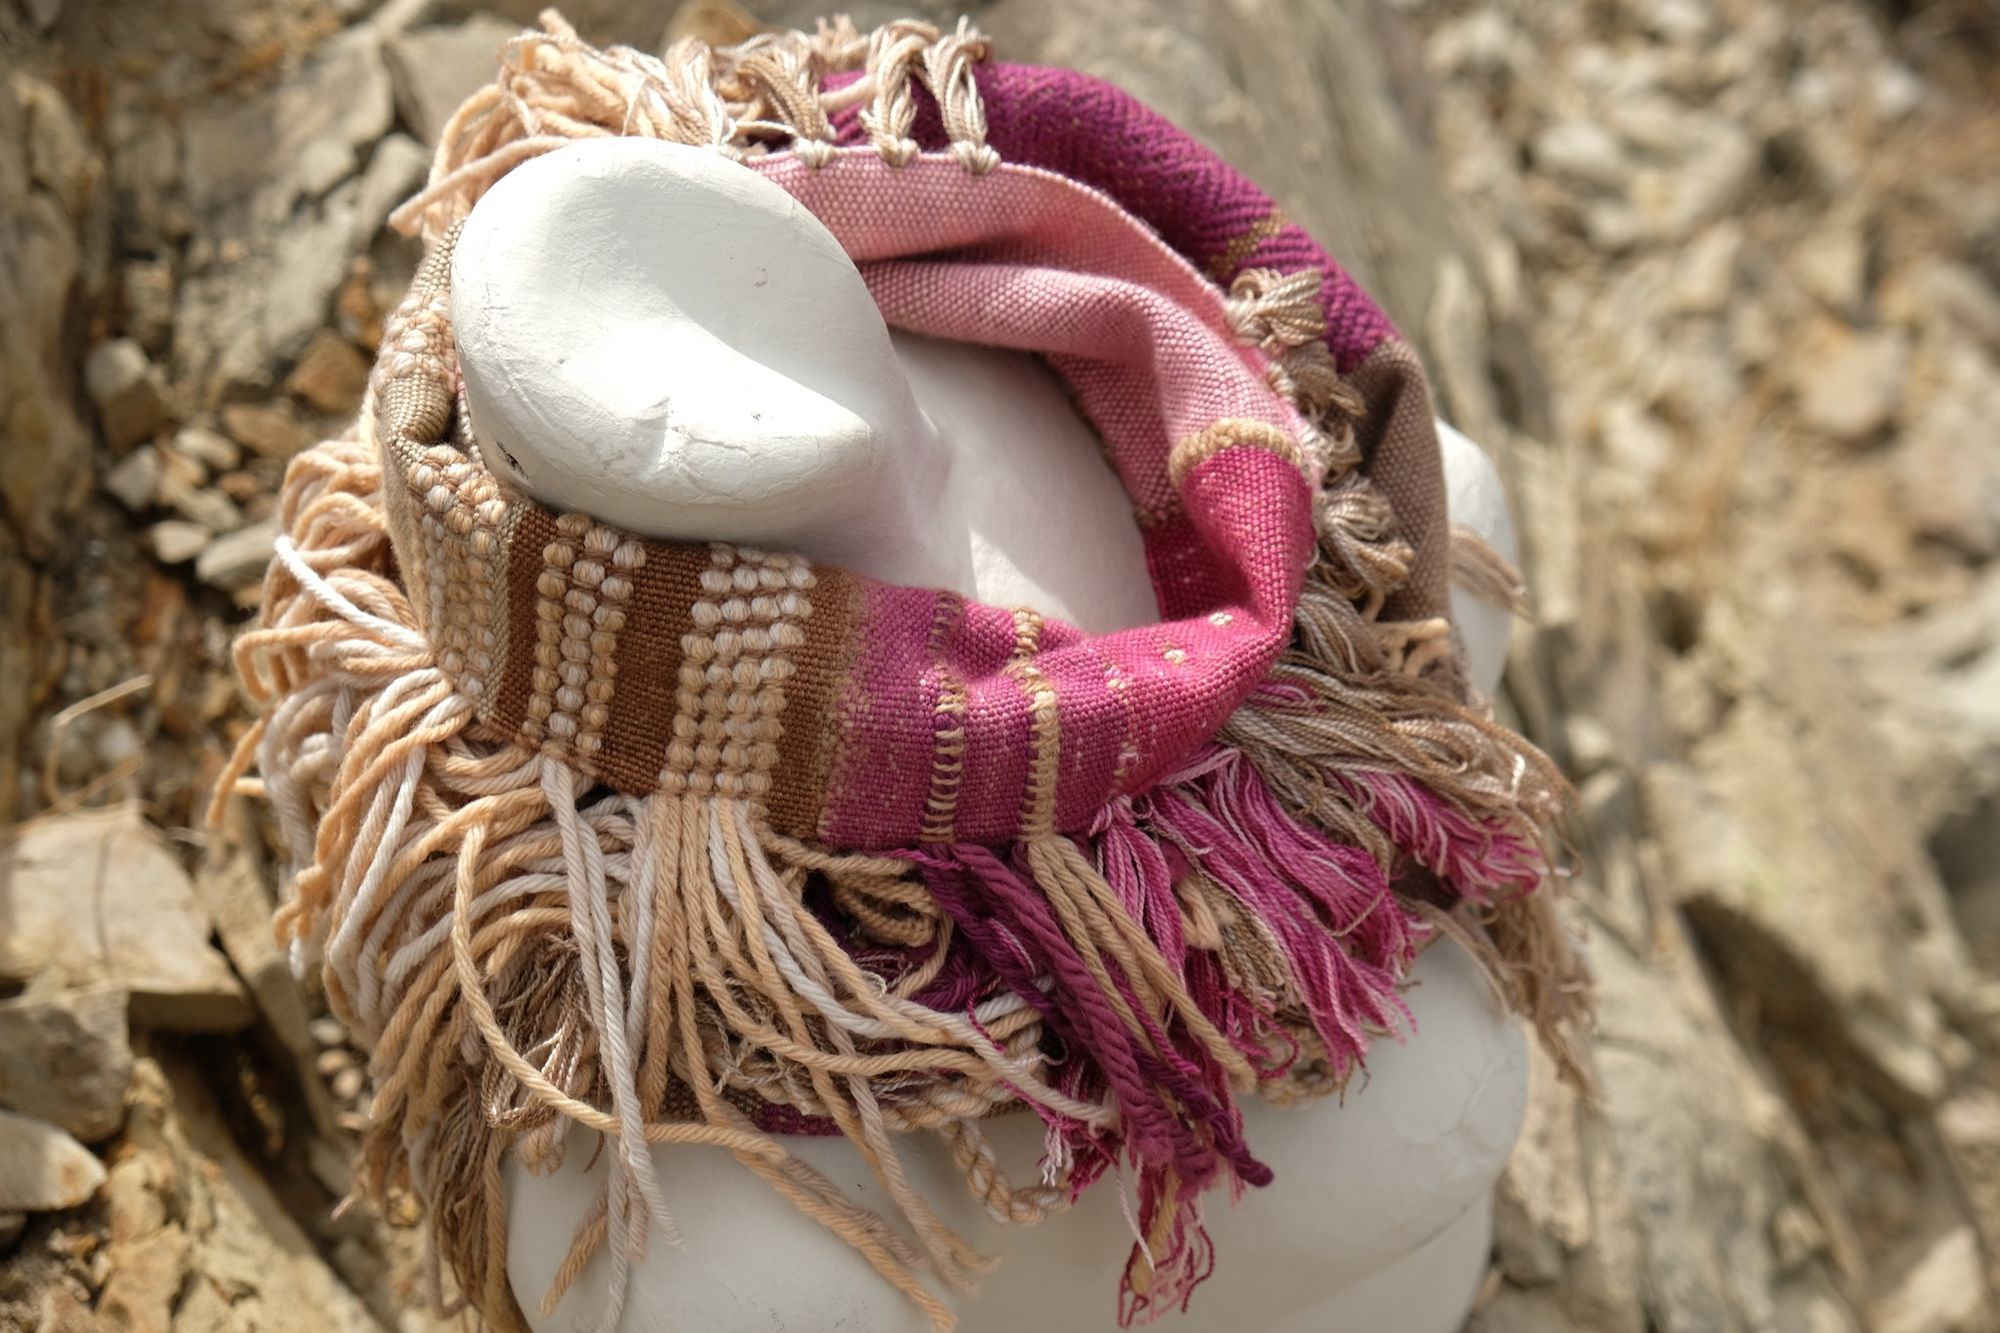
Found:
[752,153,1316,845]
[827,62,1400,372]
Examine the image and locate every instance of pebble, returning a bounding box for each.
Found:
[1794,329,1908,442]
[0,1110,105,1213]
[285,332,371,415]
[1565,715,1619,778]
[148,520,211,565]
[1871,63,1924,123]
[1884,261,2000,345]
[1597,397,1675,484]
[1872,1227,1988,1333]
[1671,223,1742,315]
[1789,214,1870,314]
[331,1067,366,1104]
[220,402,313,460]
[103,445,162,512]
[1626,0,1714,45]
[161,479,242,535]
[1427,10,1534,85]
[1532,120,1630,192]
[171,425,242,474]
[195,516,280,592]
[84,339,168,452]
[215,471,264,504]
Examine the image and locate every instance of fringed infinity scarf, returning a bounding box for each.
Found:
[222,13,1587,1332]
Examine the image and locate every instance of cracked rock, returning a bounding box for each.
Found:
[384,17,521,147]
[0,987,132,1143]
[0,806,250,1032]
[84,338,168,452]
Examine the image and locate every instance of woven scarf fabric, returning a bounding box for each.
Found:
[225,14,1586,1332]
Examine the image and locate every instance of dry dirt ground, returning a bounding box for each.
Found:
[2,1,1998,1330]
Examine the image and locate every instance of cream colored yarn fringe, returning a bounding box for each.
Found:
[389,8,1000,246]
[225,424,1127,1332]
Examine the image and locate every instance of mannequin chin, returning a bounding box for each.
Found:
[455,137,1530,1332]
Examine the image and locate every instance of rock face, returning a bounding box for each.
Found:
[175,26,397,397]
[0,808,250,1032]
[1393,0,2000,1328]
[384,15,524,145]
[83,1058,384,1333]
[1,1,1995,1331]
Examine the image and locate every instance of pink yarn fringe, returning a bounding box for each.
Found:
[896,741,1561,1324]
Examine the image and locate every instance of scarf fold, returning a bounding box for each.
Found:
[222,13,1588,1332]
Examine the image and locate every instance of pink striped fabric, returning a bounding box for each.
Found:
[746,153,1319,845]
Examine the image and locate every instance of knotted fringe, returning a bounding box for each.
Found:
[390,9,1000,245]
[220,424,1503,1332]
[213,13,1590,1333]
[1223,270,1589,1089]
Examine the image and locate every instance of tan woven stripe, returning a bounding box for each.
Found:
[522,513,585,745]
[1095,643,1142,794]
[661,545,813,801]
[767,567,858,838]
[462,484,512,709]
[1005,607,1060,839]
[918,592,968,845]
[372,232,456,451]
[573,525,644,758]
[406,444,509,706]
[415,466,453,656]
[1204,207,1289,283]
[1166,418,1303,491]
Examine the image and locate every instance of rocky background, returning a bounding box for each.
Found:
[1,0,1997,1329]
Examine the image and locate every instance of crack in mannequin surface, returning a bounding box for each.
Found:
[452,139,1529,1333]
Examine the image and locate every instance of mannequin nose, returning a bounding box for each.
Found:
[450,137,931,546]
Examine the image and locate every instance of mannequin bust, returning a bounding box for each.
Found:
[454,139,1528,1332]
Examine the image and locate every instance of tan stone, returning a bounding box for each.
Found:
[0,806,250,1032]
[284,331,370,415]
[0,1109,104,1212]
[219,402,312,460]
[0,986,132,1142]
